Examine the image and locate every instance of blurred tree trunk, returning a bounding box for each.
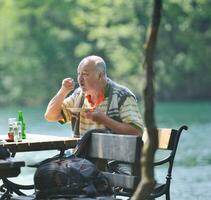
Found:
[132,0,162,199]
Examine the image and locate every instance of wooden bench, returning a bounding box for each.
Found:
[87,125,188,200]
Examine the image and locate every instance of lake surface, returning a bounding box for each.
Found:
[0,102,211,199]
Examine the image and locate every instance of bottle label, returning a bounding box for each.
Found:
[8,118,16,142]
[17,121,22,142]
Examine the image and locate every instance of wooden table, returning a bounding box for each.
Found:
[0,134,80,155]
[0,134,80,199]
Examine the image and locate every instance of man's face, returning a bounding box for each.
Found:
[77,60,100,93]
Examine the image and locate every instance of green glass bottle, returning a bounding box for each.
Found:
[18,111,26,139]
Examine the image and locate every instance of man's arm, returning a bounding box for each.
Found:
[45,78,75,122]
[102,114,142,136]
[85,110,143,136]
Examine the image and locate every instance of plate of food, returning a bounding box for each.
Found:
[67,108,93,113]
[67,108,83,113]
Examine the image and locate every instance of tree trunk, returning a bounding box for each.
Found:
[132,0,162,199]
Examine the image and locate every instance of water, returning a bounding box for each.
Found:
[0,102,211,199]
[155,102,211,199]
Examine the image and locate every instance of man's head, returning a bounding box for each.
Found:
[77,55,107,94]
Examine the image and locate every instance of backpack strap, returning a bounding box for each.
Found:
[73,129,109,157]
[71,92,85,138]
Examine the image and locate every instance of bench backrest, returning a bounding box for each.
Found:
[88,133,142,162]
[87,132,142,190]
[143,128,178,150]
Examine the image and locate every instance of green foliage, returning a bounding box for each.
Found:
[0,0,210,106]
[155,0,211,100]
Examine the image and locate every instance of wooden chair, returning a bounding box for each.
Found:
[143,125,188,200]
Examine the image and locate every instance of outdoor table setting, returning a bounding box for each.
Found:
[0,133,80,199]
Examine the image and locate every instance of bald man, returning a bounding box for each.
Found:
[45,55,143,137]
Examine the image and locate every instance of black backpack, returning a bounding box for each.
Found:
[34,130,112,199]
[34,156,112,199]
